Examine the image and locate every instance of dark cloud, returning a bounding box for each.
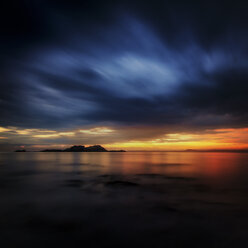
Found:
[1,0,248,131]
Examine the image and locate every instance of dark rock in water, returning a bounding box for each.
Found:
[84,145,107,152]
[15,149,26,152]
[105,180,139,187]
[64,145,86,152]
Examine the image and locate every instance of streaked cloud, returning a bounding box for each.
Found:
[58,132,75,136]
[79,127,114,135]
[0,127,12,133]
[1,125,248,151]
[1,1,248,150]
[33,134,61,138]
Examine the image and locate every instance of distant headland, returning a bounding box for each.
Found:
[15,145,125,153]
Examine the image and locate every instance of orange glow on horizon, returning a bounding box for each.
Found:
[104,128,248,151]
[1,125,248,151]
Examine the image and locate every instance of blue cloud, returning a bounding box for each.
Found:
[1,3,248,130]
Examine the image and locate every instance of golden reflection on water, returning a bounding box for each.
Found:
[3,151,248,187]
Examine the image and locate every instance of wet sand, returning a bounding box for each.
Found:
[0,152,248,247]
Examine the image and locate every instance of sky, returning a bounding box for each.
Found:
[1,0,248,151]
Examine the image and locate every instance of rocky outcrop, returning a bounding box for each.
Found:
[64,145,86,152]
[41,145,112,152]
[84,145,107,152]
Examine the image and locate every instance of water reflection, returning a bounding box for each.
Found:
[1,151,248,247]
[1,151,248,189]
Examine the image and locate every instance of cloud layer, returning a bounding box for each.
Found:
[1,0,248,133]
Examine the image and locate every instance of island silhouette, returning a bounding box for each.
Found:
[41,145,125,152]
[15,145,125,152]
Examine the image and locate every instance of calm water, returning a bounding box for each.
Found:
[0,152,248,247]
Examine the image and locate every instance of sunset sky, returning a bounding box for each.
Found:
[1,0,248,151]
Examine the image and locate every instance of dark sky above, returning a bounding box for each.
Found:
[1,0,248,131]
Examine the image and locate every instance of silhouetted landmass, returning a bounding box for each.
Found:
[64,145,86,152]
[40,145,124,152]
[84,145,107,152]
[15,149,26,152]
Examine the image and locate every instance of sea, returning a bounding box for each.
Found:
[0,151,248,247]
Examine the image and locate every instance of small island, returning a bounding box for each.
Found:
[41,145,126,152]
[15,145,126,152]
